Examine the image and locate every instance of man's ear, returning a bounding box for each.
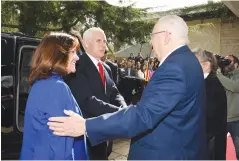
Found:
[164,32,170,45]
[83,39,88,48]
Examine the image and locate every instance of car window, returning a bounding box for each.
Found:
[18,46,36,131]
[19,48,35,93]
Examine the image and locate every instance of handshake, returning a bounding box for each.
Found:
[47,110,86,137]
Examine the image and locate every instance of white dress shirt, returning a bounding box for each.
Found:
[158,45,185,67]
[204,73,209,79]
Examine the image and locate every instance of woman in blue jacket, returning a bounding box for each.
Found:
[20,32,88,160]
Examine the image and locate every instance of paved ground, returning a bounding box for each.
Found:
[109,139,130,160]
[2,127,130,160]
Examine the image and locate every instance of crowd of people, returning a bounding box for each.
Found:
[114,54,160,81]
[19,14,239,160]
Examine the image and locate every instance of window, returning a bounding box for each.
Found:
[17,46,36,131]
[1,38,14,128]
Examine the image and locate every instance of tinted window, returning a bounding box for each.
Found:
[1,37,14,68]
[18,46,36,131]
[1,38,15,127]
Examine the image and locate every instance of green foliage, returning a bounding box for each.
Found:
[3,1,233,51]
[1,1,152,50]
[179,2,234,20]
[152,2,238,22]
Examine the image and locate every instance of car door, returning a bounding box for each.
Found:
[1,35,21,160]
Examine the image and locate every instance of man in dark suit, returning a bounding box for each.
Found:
[135,52,143,63]
[194,48,227,159]
[124,60,137,77]
[128,53,134,60]
[48,15,207,159]
[64,27,127,160]
[101,48,119,85]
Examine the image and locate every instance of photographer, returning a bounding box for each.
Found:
[217,55,239,159]
[232,55,239,69]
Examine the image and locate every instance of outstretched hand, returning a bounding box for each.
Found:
[47,110,86,137]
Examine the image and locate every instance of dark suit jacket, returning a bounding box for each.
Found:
[102,62,113,83]
[124,68,137,77]
[205,72,227,159]
[64,53,126,159]
[86,46,207,159]
[105,60,119,84]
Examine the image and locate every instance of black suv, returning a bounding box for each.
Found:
[1,32,40,159]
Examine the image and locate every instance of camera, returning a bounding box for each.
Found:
[214,54,231,69]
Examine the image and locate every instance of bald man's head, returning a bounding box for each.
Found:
[157,15,188,42]
[150,15,189,60]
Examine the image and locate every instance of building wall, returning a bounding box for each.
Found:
[187,19,221,54]
[186,18,239,57]
[220,22,239,57]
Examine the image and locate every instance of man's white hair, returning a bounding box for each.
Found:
[157,15,189,43]
[83,27,105,40]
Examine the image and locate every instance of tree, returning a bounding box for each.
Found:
[1,1,153,51]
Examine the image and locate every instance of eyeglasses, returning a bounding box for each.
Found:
[150,31,170,37]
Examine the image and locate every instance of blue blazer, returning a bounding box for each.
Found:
[20,73,88,160]
[86,46,207,159]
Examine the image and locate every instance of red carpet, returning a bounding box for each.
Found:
[226,134,237,160]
